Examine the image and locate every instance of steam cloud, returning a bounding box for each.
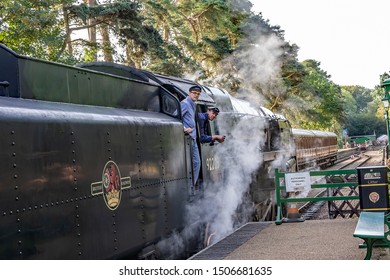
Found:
[156,115,266,259]
[188,114,266,243]
[156,20,292,259]
[211,32,287,108]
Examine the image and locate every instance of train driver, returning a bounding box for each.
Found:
[198,107,225,145]
[181,85,202,187]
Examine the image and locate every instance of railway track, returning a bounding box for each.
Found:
[298,147,385,220]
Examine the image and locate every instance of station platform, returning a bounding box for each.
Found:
[190,219,390,260]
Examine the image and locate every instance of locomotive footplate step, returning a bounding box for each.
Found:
[189,222,271,260]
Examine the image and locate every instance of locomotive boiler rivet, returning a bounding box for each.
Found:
[15,197,18,201]
[13,164,16,168]
[113,222,116,226]
[14,174,17,179]
[18,241,21,244]
[2,212,5,216]
[114,239,117,242]
[18,229,21,233]
[78,252,82,255]
[12,153,16,157]
[78,243,81,246]
[77,233,81,237]
[19,252,22,255]
[11,141,15,146]
[17,218,20,222]
[11,131,14,134]
[14,186,18,190]
[9,211,12,215]
[107,132,110,135]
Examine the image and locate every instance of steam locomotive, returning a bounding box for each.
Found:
[0,44,337,259]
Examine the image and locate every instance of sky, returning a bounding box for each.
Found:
[252,0,390,89]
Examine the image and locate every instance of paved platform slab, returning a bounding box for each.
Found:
[191,219,390,260]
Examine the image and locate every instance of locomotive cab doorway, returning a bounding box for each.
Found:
[163,83,222,195]
[195,104,222,192]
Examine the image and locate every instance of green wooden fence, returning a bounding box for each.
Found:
[274,168,360,225]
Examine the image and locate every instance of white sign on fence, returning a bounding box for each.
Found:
[285,172,311,192]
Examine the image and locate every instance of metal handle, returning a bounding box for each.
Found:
[0,81,10,96]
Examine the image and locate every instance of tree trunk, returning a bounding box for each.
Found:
[87,0,97,61]
[126,42,136,67]
[100,24,113,62]
[63,5,73,56]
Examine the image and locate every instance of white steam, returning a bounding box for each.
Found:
[155,115,267,259]
[185,26,287,109]
[187,114,266,243]
[235,35,284,87]
[156,25,290,259]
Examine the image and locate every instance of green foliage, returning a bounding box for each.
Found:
[139,0,247,76]
[345,113,385,136]
[341,85,386,136]
[0,0,387,138]
[278,59,344,134]
[0,0,75,61]
[342,85,372,113]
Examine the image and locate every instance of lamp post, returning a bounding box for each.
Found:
[381,78,390,162]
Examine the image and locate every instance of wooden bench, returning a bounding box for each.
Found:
[353,211,390,260]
